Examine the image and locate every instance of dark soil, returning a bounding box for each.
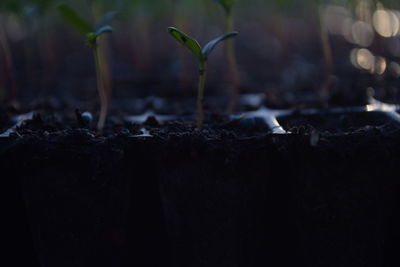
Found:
[278,111,400,134]
[0,107,13,133]
[2,109,400,267]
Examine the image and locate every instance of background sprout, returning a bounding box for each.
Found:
[0,0,55,106]
[167,27,238,129]
[213,0,239,112]
[314,0,333,102]
[0,16,17,105]
[58,4,114,131]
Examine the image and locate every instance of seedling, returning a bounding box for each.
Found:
[213,0,239,111]
[0,18,17,104]
[58,4,114,131]
[0,0,55,105]
[167,27,238,128]
[314,0,333,101]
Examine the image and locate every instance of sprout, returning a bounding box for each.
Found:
[0,0,56,106]
[58,4,114,131]
[168,27,238,128]
[313,0,333,101]
[213,0,239,112]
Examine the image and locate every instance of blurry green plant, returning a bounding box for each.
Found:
[0,17,17,104]
[0,0,54,105]
[0,0,54,17]
[167,27,238,128]
[213,0,239,111]
[313,0,333,101]
[58,4,114,131]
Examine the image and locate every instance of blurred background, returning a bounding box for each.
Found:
[1,0,400,110]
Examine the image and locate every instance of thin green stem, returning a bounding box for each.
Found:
[226,9,240,112]
[197,61,207,129]
[226,8,234,33]
[93,45,108,131]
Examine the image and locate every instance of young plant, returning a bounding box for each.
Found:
[213,0,240,112]
[314,0,333,101]
[0,18,17,105]
[167,27,238,128]
[0,0,55,106]
[58,4,114,131]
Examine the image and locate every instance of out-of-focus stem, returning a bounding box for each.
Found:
[318,6,333,101]
[197,61,207,129]
[93,45,109,132]
[0,22,18,104]
[226,9,240,113]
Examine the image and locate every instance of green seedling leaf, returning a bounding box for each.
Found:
[86,32,97,47]
[95,11,117,31]
[167,27,204,62]
[58,4,93,34]
[95,25,113,36]
[202,31,238,59]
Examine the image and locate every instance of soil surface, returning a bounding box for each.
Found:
[2,108,400,267]
[0,107,13,133]
[278,111,400,134]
